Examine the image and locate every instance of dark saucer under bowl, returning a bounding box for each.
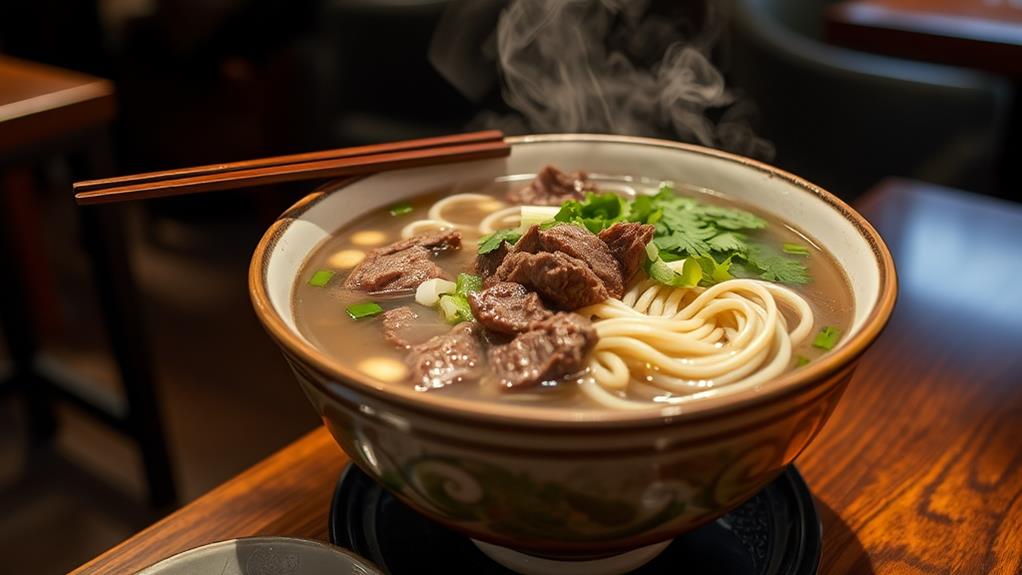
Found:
[329,464,821,574]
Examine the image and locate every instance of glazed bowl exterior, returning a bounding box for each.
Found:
[250,134,896,555]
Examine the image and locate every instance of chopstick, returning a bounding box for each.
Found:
[74,131,508,206]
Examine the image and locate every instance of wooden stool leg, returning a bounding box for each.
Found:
[79,204,178,507]
[0,168,57,441]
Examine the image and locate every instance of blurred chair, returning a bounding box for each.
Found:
[0,55,176,507]
[726,0,1011,199]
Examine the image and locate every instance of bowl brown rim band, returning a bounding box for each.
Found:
[249,134,897,429]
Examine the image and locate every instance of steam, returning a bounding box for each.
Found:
[432,0,773,160]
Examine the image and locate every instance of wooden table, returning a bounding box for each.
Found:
[826,0,1022,75]
[69,179,1022,574]
[0,57,115,158]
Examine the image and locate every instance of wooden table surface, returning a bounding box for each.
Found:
[0,56,114,158]
[826,0,1022,76]
[69,179,1022,574]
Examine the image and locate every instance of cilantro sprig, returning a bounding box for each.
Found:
[477,229,522,255]
[552,185,810,286]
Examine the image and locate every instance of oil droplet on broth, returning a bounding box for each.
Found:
[358,357,408,382]
[350,230,388,246]
[327,249,366,269]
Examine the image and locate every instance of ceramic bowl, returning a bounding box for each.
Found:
[249,134,896,557]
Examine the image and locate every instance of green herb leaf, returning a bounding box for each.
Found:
[546,186,814,285]
[738,244,811,284]
[782,242,810,256]
[812,326,841,350]
[389,201,413,216]
[707,232,747,253]
[346,302,383,319]
[477,229,522,255]
[438,294,474,324]
[627,195,662,225]
[694,255,734,286]
[645,242,702,287]
[553,192,629,233]
[455,273,483,296]
[308,270,335,287]
[694,205,766,230]
[658,250,684,262]
[653,224,713,258]
[796,355,811,367]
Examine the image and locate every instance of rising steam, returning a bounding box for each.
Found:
[432,0,773,160]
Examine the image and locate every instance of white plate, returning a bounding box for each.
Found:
[137,536,383,575]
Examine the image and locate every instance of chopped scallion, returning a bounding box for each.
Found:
[389,201,413,216]
[455,273,483,296]
[438,294,473,324]
[783,243,810,256]
[812,326,841,350]
[644,242,702,288]
[519,205,561,231]
[796,356,810,367]
[415,278,456,307]
[308,270,335,287]
[346,302,383,320]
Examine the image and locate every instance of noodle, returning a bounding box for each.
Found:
[402,194,517,239]
[576,276,814,410]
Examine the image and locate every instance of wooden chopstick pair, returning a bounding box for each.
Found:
[73,130,509,206]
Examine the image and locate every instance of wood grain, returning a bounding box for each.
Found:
[798,179,1022,574]
[0,56,114,158]
[826,0,1022,75]
[73,139,510,205]
[67,179,1022,574]
[72,130,505,193]
[68,429,347,575]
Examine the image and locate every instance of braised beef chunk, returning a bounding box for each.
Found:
[382,306,451,349]
[490,251,609,309]
[488,313,598,389]
[515,224,624,297]
[373,229,462,256]
[344,230,462,291]
[598,223,655,283]
[343,246,441,291]
[474,240,510,279]
[406,323,484,390]
[469,282,553,335]
[508,165,597,206]
[382,307,418,349]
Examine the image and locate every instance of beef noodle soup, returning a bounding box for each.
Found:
[293,167,853,411]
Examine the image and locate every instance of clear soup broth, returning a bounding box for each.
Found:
[293,173,853,411]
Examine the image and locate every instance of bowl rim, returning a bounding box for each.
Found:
[249,133,897,429]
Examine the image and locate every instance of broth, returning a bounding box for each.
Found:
[293,174,853,410]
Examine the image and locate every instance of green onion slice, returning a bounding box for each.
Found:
[455,273,483,296]
[389,202,413,216]
[346,302,383,320]
[308,270,335,287]
[782,243,810,256]
[812,326,840,350]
